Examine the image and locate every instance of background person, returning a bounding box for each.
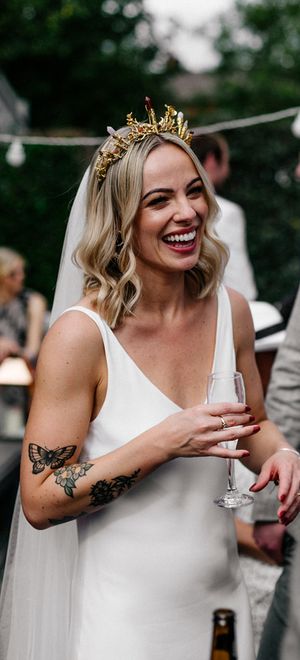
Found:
[1,102,300,660]
[0,247,46,366]
[253,283,300,660]
[0,247,47,433]
[191,133,257,301]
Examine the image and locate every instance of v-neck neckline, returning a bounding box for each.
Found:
[102,298,220,411]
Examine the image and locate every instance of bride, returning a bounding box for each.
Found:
[1,100,300,660]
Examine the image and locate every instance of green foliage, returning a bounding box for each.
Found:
[181,0,300,303]
[0,0,168,131]
[214,0,300,114]
[0,144,90,306]
[0,0,173,307]
[211,0,300,302]
[220,123,300,303]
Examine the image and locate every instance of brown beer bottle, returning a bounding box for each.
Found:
[209,608,237,660]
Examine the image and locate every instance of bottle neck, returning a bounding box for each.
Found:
[210,609,237,660]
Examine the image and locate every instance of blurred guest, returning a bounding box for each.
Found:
[234,460,282,653]
[0,247,46,431]
[0,247,46,365]
[191,133,257,300]
[253,284,300,660]
[280,156,300,659]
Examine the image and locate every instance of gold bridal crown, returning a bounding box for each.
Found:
[95,96,193,183]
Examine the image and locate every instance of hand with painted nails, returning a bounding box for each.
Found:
[160,402,260,460]
[250,449,300,525]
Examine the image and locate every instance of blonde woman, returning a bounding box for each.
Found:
[0,247,46,431]
[0,247,46,365]
[1,102,300,660]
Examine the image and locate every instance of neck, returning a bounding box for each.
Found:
[135,270,190,321]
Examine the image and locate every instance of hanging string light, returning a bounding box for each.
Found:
[291,111,300,138]
[1,104,300,169]
[5,138,26,166]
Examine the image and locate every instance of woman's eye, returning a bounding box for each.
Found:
[147,195,168,207]
[188,185,203,197]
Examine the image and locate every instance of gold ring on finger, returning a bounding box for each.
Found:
[219,415,228,430]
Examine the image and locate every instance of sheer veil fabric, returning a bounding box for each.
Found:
[0,169,89,659]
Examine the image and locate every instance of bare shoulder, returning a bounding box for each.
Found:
[226,287,255,348]
[37,307,104,382]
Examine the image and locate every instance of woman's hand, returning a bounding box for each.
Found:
[160,402,260,461]
[250,450,300,525]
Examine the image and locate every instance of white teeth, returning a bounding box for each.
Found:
[164,230,196,243]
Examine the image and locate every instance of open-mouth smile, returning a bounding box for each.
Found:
[162,229,197,251]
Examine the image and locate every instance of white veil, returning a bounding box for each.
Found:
[0,168,90,659]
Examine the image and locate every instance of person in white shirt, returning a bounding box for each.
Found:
[191,133,257,301]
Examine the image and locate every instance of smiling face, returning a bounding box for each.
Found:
[134,142,209,279]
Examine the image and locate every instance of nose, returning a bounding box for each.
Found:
[173,195,197,223]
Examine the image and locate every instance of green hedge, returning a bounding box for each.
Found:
[0,144,91,307]
[218,121,300,304]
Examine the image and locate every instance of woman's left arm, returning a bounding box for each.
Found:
[229,288,300,525]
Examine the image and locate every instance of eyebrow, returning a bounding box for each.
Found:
[141,176,203,201]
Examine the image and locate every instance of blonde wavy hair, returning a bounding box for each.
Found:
[74,131,228,328]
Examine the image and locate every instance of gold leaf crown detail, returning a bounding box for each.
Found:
[95,97,193,183]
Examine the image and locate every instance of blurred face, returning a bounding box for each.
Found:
[134,143,209,277]
[203,143,230,189]
[2,259,25,296]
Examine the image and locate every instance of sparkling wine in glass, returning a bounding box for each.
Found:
[207,370,254,509]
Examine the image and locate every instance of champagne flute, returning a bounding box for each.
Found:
[207,370,254,508]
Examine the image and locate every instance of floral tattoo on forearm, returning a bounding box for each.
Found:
[54,462,93,497]
[28,443,76,474]
[89,468,141,506]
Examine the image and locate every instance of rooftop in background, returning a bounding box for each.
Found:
[0,73,29,133]
[167,72,217,101]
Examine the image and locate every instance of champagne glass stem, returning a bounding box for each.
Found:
[207,371,254,509]
[227,457,237,491]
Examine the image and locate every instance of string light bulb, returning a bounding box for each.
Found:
[291,112,300,138]
[5,139,26,167]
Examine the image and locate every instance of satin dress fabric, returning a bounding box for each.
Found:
[65,284,255,660]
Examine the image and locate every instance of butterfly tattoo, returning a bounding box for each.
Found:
[28,443,76,474]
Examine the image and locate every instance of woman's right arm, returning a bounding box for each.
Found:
[21,312,258,530]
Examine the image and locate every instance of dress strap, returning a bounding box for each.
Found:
[63,305,105,332]
[213,285,236,373]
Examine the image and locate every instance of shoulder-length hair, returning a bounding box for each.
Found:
[74,130,228,328]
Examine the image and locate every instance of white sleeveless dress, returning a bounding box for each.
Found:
[66,284,255,660]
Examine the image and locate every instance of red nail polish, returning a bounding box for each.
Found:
[245,405,251,412]
[252,425,260,433]
[249,415,256,422]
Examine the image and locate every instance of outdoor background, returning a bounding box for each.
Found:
[1,0,300,307]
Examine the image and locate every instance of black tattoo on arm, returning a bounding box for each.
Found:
[54,462,93,497]
[89,468,141,506]
[28,443,76,474]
